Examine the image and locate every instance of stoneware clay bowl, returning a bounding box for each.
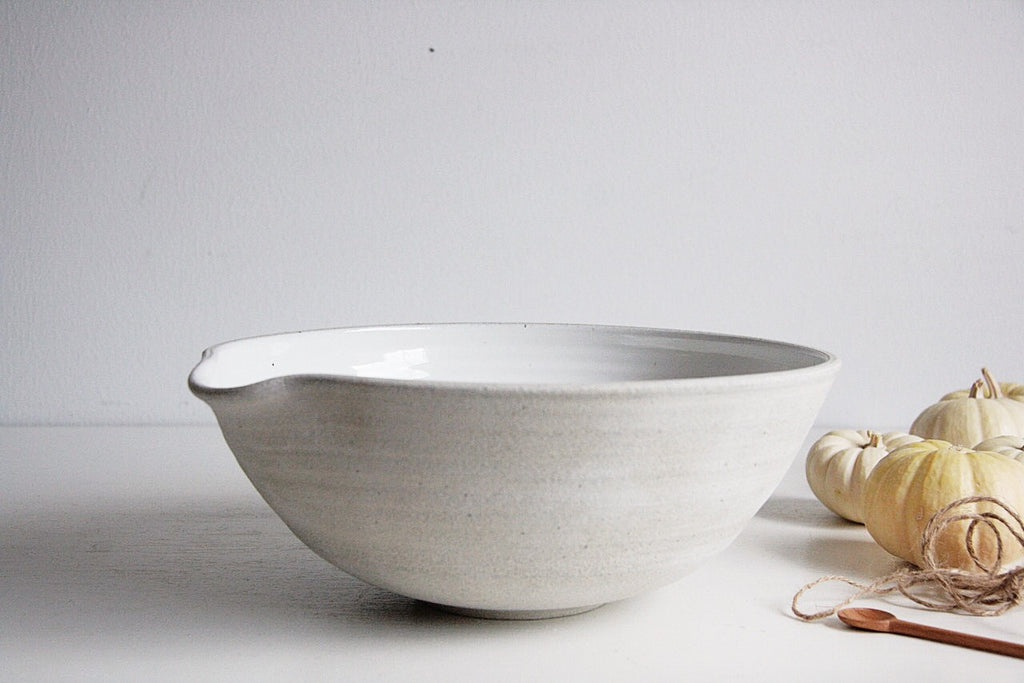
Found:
[189,323,839,619]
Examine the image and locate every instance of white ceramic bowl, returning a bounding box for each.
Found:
[189,323,838,619]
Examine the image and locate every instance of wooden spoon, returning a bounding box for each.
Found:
[837,607,1024,659]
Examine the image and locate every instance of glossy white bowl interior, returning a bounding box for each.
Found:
[190,323,839,619]
[189,323,830,388]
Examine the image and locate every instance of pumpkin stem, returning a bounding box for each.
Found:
[968,379,985,399]
[981,367,1002,399]
[866,431,881,448]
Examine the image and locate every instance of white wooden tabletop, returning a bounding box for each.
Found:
[3,426,1023,681]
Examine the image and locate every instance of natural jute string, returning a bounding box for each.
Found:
[792,496,1024,620]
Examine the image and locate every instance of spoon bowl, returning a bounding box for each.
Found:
[837,607,899,631]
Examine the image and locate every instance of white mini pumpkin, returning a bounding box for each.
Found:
[975,435,1024,463]
[910,369,1024,447]
[805,429,922,523]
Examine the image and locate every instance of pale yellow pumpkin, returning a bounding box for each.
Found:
[910,369,1024,447]
[975,435,1024,463]
[862,440,1024,571]
[805,429,921,523]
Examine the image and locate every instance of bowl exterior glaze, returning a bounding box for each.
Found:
[191,324,838,617]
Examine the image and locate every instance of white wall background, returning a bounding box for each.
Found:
[3,1,1022,428]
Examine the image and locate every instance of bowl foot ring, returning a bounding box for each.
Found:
[424,602,605,620]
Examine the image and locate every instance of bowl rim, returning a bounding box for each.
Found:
[188,322,840,398]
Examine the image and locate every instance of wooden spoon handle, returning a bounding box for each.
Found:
[891,619,1024,659]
